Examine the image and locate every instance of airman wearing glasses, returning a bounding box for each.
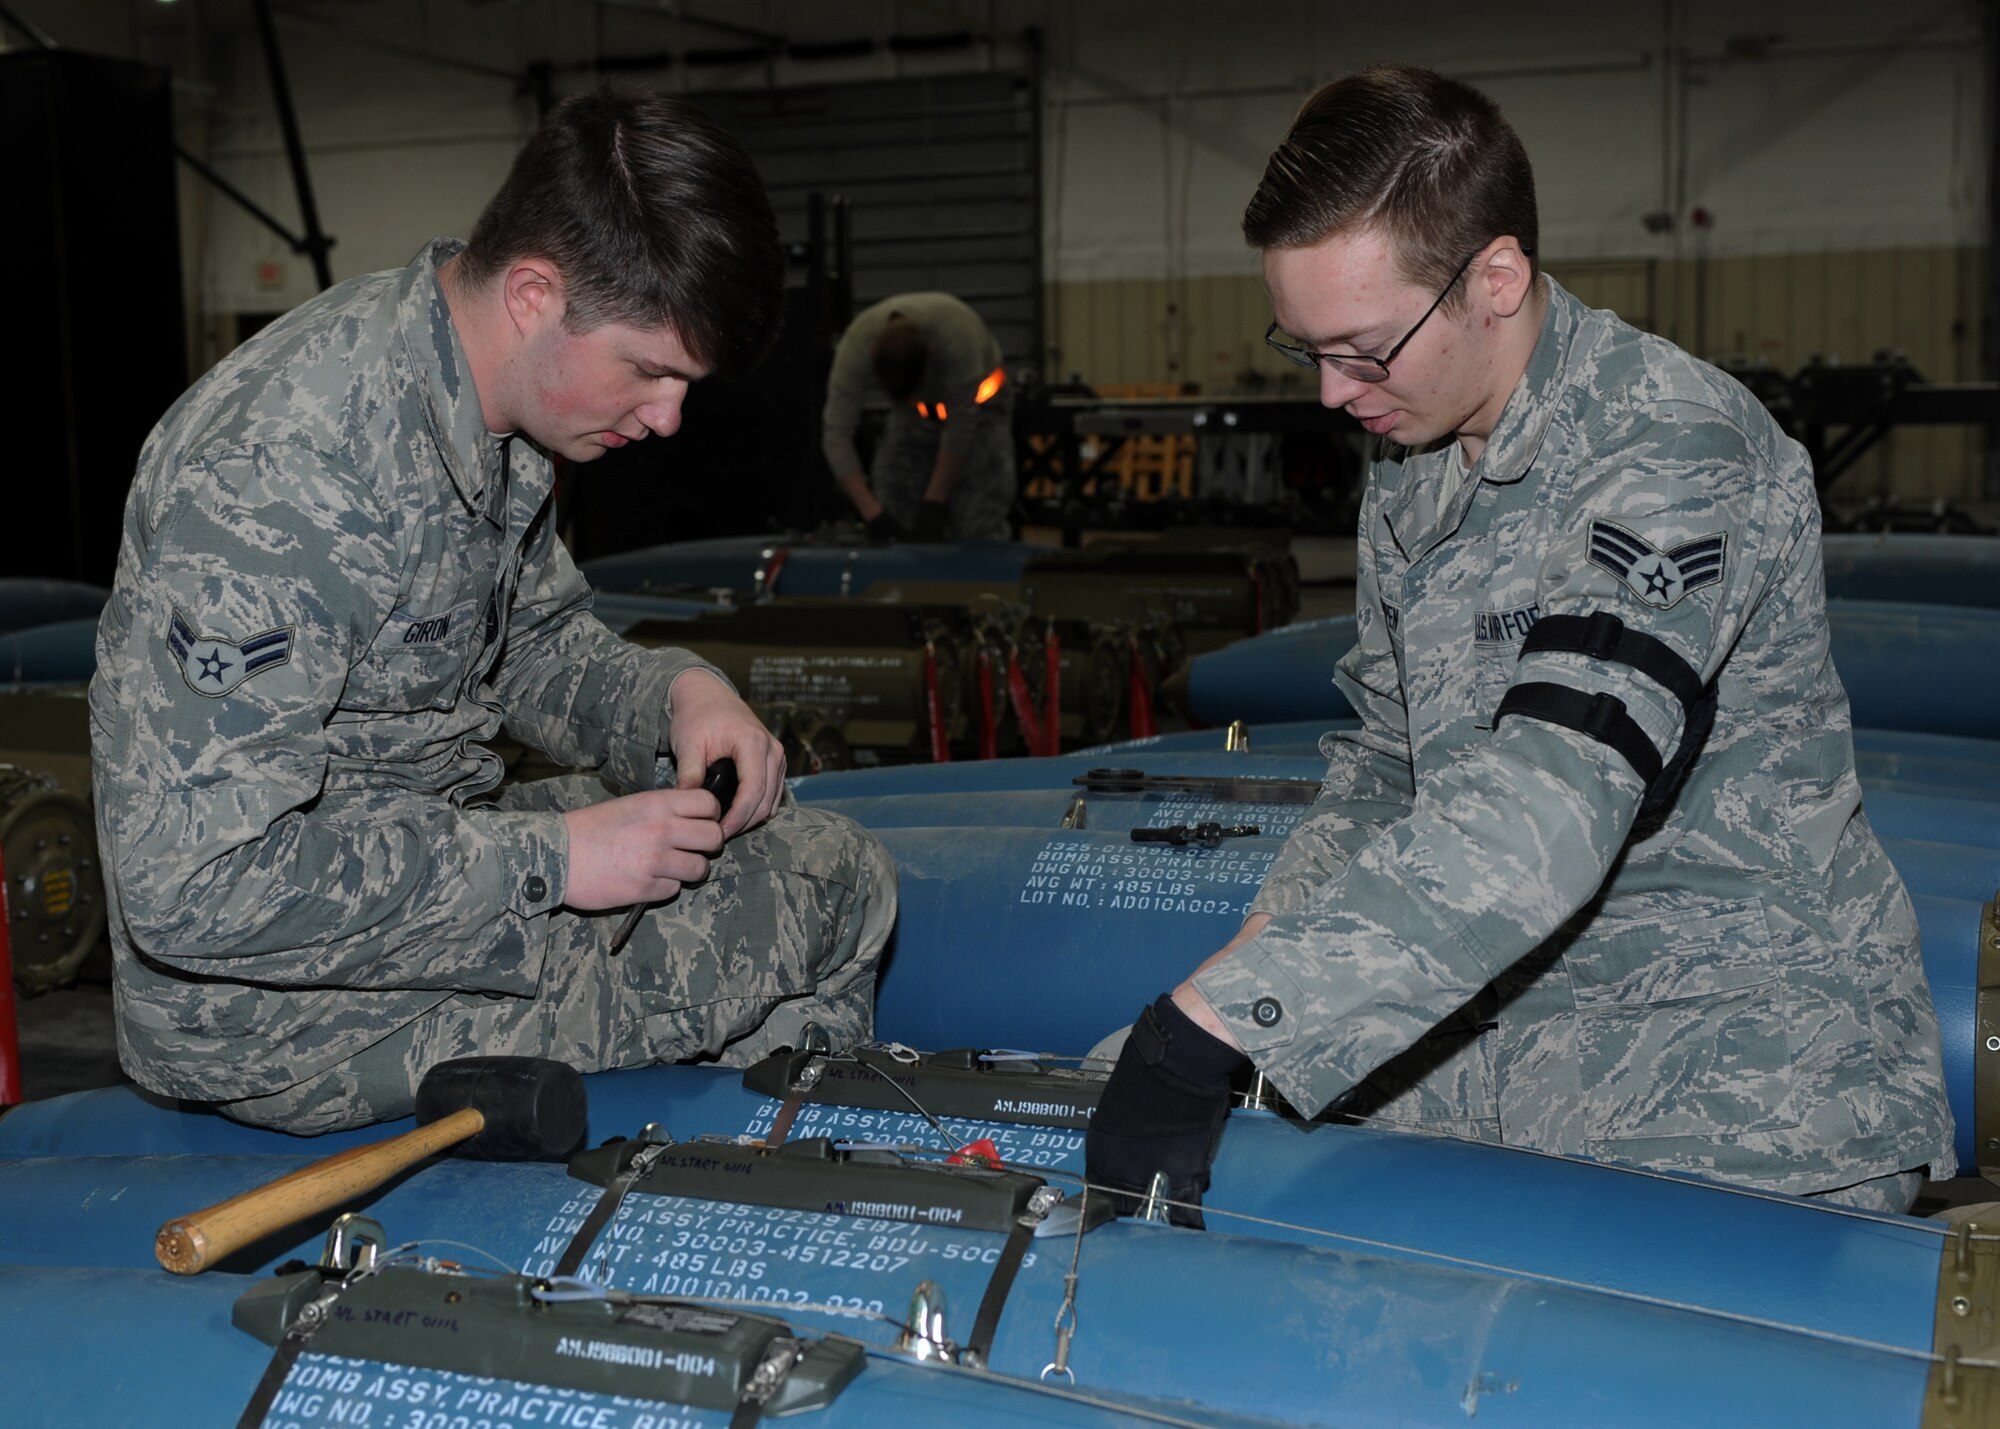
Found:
[1086,64,1954,1221]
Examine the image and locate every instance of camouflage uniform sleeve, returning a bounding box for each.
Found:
[491,506,732,795]
[96,445,566,992]
[1198,404,1800,1116]
[820,322,872,477]
[1249,470,1415,918]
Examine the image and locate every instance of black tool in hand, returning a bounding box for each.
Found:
[606,757,739,956]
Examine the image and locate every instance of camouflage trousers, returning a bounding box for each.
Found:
[220,778,895,1134]
[873,392,1017,540]
[1808,1168,1925,1215]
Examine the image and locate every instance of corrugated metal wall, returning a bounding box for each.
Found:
[698,71,1041,368]
[1046,246,1991,503]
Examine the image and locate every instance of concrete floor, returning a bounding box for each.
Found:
[13,978,123,1102]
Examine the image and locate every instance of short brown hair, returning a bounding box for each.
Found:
[459,86,784,378]
[1242,64,1538,303]
[871,318,930,401]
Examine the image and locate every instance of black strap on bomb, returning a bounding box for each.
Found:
[964,1212,1041,1367]
[1495,611,1718,817]
[236,1279,349,1429]
[554,1150,660,1277]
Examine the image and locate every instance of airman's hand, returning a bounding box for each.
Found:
[561,787,727,911]
[666,670,786,837]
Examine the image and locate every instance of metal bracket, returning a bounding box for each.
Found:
[1924,1217,2000,1427]
[320,1213,385,1274]
[898,1280,953,1362]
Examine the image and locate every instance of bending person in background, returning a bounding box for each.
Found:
[91,88,894,1133]
[823,292,1015,541]
[1085,64,1954,1217]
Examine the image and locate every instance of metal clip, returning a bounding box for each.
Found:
[795,1021,832,1055]
[630,1141,674,1176]
[1135,1171,1173,1224]
[741,1337,806,1407]
[289,1289,342,1339]
[321,1213,385,1273]
[1040,1322,1076,1383]
[1059,796,1088,830]
[898,1280,952,1363]
[1224,720,1250,752]
[1042,1269,1080,1383]
[1240,1069,1278,1112]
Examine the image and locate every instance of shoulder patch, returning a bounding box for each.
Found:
[1587,520,1726,609]
[167,609,294,698]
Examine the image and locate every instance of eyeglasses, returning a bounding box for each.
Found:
[1265,248,1497,383]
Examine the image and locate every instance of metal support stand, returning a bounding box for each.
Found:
[250,0,335,290]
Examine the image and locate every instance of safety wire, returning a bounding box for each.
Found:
[318,1096,2000,1412]
[351,1233,1214,1428]
[1043,1182,1088,1385]
[1058,1170,2000,1374]
[365,1238,521,1278]
[836,1046,1104,1381]
[842,1043,963,1145]
[810,1055,2000,1375]
[532,1278,1233,1429]
[320,1234,1192,1422]
[312,1230,1228,1429]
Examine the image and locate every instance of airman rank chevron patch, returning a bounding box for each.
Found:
[167,609,295,698]
[1586,520,1726,610]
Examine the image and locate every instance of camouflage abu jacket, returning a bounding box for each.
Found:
[1196,279,1955,1192]
[90,239,725,1101]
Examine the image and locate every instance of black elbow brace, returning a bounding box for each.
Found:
[1494,611,1717,818]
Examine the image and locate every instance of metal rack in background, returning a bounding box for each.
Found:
[1015,364,2000,537]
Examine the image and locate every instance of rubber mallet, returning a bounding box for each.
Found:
[154,1055,586,1274]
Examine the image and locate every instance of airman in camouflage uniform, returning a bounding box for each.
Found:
[823,293,1016,541]
[1087,65,1953,1216]
[90,92,895,1133]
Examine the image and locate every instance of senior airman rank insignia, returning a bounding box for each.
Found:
[1587,520,1726,609]
[167,610,294,698]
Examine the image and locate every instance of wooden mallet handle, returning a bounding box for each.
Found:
[154,1106,485,1274]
